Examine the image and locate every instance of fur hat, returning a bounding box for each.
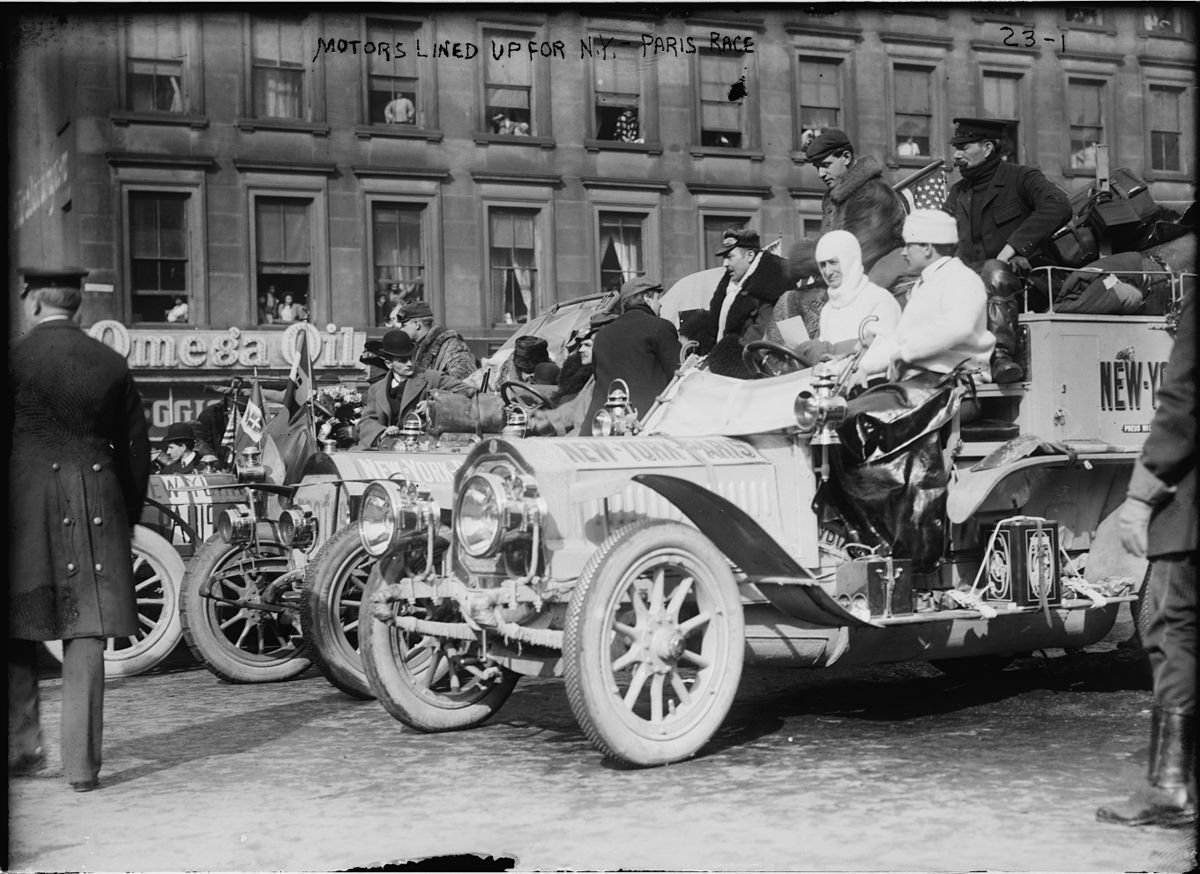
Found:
[512,335,550,373]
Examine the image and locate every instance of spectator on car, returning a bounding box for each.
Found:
[582,277,680,435]
[496,335,551,388]
[396,300,477,381]
[706,228,791,378]
[154,422,202,475]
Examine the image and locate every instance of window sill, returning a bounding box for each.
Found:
[1056,21,1119,36]
[1138,29,1190,42]
[886,157,939,171]
[353,124,444,143]
[235,118,331,137]
[689,146,766,162]
[111,111,210,130]
[474,133,556,150]
[1144,169,1191,184]
[583,139,664,156]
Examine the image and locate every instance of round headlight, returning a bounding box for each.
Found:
[359,482,400,558]
[218,504,254,544]
[793,390,820,434]
[279,506,318,551]
[455,472,507,558]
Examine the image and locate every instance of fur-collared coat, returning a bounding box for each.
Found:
[413,326,478,381]
[9,319,152,640]
[706,250,792,345]
[820,155,907,273]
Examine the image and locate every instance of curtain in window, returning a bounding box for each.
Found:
[600,218,640,282]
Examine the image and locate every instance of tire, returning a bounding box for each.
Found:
[300,525,375,700]
[359,568,519,731]
[929,655,1015,678]
[180,523,312,683]
[563,520,745,767]
[43,525,185,678]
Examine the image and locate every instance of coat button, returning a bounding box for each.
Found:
[66,562,76,572]
[92,463,102,472]
[63,518,72,526]
[51,463,60,471]
[95,563,104,572]
[93,517,103,526]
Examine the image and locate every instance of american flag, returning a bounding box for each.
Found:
[901,169,950,213]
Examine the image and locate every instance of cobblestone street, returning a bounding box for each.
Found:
[7,616,1197,873]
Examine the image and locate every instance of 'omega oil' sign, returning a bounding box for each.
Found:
[1099,357,1170,412]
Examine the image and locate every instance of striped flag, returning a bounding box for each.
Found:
[219,398,239,463]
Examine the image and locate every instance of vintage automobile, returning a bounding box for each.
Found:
[353,279,1185,767]
[180,292,617,693]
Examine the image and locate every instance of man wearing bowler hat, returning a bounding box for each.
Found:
[357,328,474,447]
[9,267,152,792]
[804,128,908,286]
[396,299,477,381]
[944,117,1072,383]
[155,422,202,474]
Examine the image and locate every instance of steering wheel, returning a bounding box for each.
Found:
[500,380,555,409]
[742,340,808,378]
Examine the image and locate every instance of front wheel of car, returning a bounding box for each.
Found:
[359,569,519,731]
[563,520,745,767]
[300,525,375,700]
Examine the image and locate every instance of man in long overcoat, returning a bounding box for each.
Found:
[1097,289,1196,829]
[582,277,681,435]
[943,117,1072,382]
[8,267,152,792]
[357,329,473,447]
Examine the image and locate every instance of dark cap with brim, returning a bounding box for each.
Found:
[950,117,1009,146]
[804,128,853,163]
[714,228,761,257]
[19,267,88,298]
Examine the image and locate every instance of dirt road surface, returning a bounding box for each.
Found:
[7,615,1196,873]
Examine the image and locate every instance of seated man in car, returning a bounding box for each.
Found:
[358,329,474,448]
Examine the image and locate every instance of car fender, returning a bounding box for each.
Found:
[633,473,874,629]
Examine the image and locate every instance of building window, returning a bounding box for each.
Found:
[367,19,419,126]
[251,17,305,120]
[1142,6,1183,33]
[699,50,746,148]
[797,56,841,135]
[1068,78,1105,169]
[1149,85,1183,172]
[488,208,539,324]
[255,197,311,324]
[703,214,752,268]
[1064,7,1103,25]
[126,15,185,113]
[893,65,932,159]
[483,27,533,136]
[372,203,425,327]
[592,38,642,142]
[981,71,1022,156]
[129,192,189,324]
[598,212,645,293]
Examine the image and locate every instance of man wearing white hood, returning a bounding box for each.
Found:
[790,230,902,370]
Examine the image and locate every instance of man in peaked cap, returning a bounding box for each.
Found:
[706,227,791,371]
[356,328,473,447]
[395,298,477,380]
[9,267,152,792]
[582,276,681,435]
[944,116,1072,383]
[804,128,908,284]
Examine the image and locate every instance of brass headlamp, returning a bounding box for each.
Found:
[236,445,265,482]
[278,504,319,551]
[592,379,639,437]
[501,404,529,439]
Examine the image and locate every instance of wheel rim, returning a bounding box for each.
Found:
[324,546,373,662]
[205,544,301,663]
[381,600,498,708]
[106,547,175,661]
[598,547,733,738]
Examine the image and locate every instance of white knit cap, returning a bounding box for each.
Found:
[902,209,958,245]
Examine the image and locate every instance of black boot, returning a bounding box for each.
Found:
[1097,707,1197,828]
[986,295,1025,384]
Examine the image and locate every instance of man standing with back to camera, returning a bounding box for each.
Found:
[8,267,152,792]
[943,117,1072,383]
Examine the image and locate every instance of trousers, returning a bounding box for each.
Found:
[1143,552,1197,713]
[8,637,105,784]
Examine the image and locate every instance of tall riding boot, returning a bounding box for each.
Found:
[986,295,1025,384]
[1097,706,1197,828]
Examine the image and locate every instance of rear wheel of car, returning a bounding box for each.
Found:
[44,525,185,678]
[300,525,375,700]
[180,523,312,683]
[563,520,744,767]
[359,569,519,731]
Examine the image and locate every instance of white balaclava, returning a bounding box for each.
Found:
[815,230,868,309]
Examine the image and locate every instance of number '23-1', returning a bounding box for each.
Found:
[1001,25,1067,51]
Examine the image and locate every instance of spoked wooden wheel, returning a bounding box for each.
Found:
[563,520,744,767]
[300,525,376,699]
[44,526,185,678]
[359,569,518,730]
